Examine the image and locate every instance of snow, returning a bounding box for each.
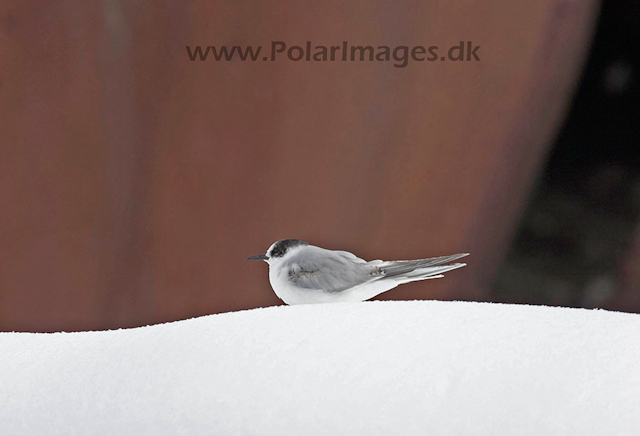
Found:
[1,300,639,435]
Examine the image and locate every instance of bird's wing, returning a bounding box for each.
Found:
[285,247,380,293]
[379,253,469,278]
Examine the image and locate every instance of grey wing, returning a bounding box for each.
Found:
[380,253,469,278]
[286,247,380,293]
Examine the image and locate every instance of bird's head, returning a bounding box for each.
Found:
[246,239,309,265]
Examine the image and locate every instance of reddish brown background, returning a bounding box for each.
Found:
[0,1,598,331]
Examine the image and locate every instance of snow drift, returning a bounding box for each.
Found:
[1,300,639,435]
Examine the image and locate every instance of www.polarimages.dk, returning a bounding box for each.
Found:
[186,41,481,68]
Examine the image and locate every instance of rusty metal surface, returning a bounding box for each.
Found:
[0,1,598,331]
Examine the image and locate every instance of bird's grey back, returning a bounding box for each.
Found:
[284,247,468,293]
[284,246,378,293]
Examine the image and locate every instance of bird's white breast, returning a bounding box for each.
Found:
[268,262,399,305]
[268,265,331,304]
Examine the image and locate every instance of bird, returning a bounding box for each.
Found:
[247,239,468,305]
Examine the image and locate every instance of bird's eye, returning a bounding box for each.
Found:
[270,240,290,258]
[269,239,306,259]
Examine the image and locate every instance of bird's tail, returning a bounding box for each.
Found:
[380,253,469,281]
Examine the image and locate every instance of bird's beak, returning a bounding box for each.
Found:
[246,254,269,261]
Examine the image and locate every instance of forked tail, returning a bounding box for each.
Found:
[380,253,469,280]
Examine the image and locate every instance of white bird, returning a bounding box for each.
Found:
[247,239,468,305]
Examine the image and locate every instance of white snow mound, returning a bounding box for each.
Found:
[1,300,639,435]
